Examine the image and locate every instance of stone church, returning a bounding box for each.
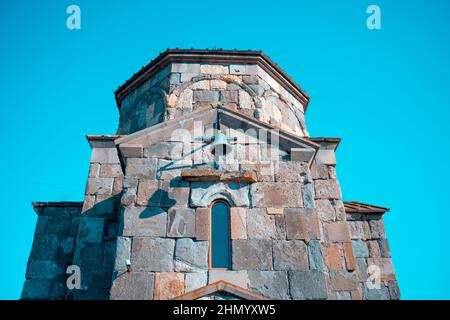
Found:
[21,49,399,300]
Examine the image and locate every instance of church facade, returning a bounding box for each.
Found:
[21,49,399,300]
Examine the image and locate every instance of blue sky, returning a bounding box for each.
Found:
[1,0,449,299]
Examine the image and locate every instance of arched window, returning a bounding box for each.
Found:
[210,200,231,269]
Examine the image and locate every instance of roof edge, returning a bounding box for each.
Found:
[114,48,310,112]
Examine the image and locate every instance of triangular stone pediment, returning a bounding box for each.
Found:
[115,105,319,159]
[173,281,269,300]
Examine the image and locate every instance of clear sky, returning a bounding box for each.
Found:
[1,0,449,300]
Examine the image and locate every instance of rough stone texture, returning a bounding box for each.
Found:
[191,182,250,207]
[230,207,247,240]
[289,270,328,300]
[250,182,303,208]
[131,237,175,272]
[154,272,184,300]
[325,244,344,270]
[247,208,285,240]
[195,207,210,241]
[324,222,351,243]
[122,206,167,237]
[232,240,273,270]
[126,158,158,179]
[167,207,195,237]
[273,240,308,271]
[314,179,341,200]
[174,238,208,272]
[285,208,320,242]
[208,270,249,288]
[308,240,325,270]
[248,271,290,299]
[114,237,131,271]
[185,272,208,293]
[351,240,369,258]
[110,272,154,300]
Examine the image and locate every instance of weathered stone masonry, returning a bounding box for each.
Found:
[22,49,399,300]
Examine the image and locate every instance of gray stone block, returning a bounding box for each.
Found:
[185,272,208,293]
[86,178,114,195]
[167,207,195,237]
[21,279,53,299]
[289,270,328,300]
[219,90,238,103]
[191,182,250,207]
[308,240,325,270]
[193,90,219,102]
[78,218,105,244]
[247,208,285,240]
[273,240,308,271]
[114,237,131,271]
[232,240,273,270]
[126,158,158,179]
[351,240,369,258]
[131,237,175,272]
[110,272,154,300]
[26,260,64,280]
[250,182,303,208]
[248,271,290,300]
[122,206,167,237]
[174,238,208,272]
[363,283,390,300]
[31,234,59,260]
[144,142,183,159]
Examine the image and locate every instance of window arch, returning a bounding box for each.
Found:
[209,200,231,269]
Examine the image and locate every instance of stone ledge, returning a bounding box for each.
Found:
[181,168,257,183]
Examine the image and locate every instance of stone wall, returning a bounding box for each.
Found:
[21,203,82,299]
[117,63,307,137]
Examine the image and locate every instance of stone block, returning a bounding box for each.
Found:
[229,64,258,75]
[324,222,351,242]
[378,238,391,258]
[388,281,400,300]
[144,142,183,160]
[193,90,219,102]
[247,208,285,240]
[77,218,104,243]
[250,182,303,208]
[125,158,157,179]
[314,179,341,200]
[195,207,210,241]
[248,271,290,300]
[191,182,250,207]
[208,270,249,288]
[242,75,259,84]
[230,207,247,240]
[210,79,227,90]
[60,237,75,256]
[290,148,315,163]
[119,143,143,158]
[131,237,175,272]
[30,235,59,260]
[351,240,369,258]
[123,206,167,237]
[86,178,114,195]
[363,282,390,300]
[315,149,336,166]
[266,207,283,215]
[343,242,357,271]
[310,163,328,180]
[349,221,370,240]
[308,240,325,270]
[369,220,386,239]
[114,237,131,271]
[91,148,120,164]
[100,164,123,178]
[219,90,238,103]
[315,199,336,222]
[367,258,396,281]
[273,240,308,271]
[26,260,64,280]
[161,181,190,208]
[167,207,195,237]
[285,208,320,242]
[79,244,104,266]
[45,216,72,234]
[158,159,192,180]
[325,244,344,270]
[171,63,200,74]
[174,238,208,272]
[289,270,328,300]
[232,240,273,270]
[110,272,154,300]
[367,240,381,257]
[154,272,185,300]
[21,279,53,299]
[200,64,228,74]
[136,179,159,206]
[274,161,309,182]
[185,272,208,293]
[330,271,358,291]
